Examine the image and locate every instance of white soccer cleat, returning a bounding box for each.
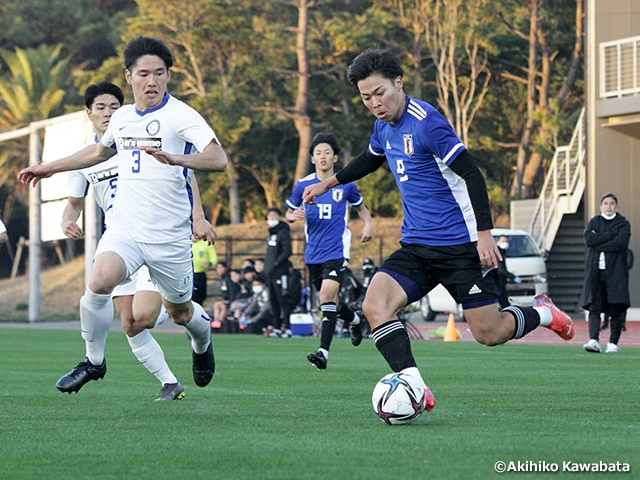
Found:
[605,343,618,354]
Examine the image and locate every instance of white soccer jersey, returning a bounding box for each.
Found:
[101,94,217,243]
[67,137,119,215]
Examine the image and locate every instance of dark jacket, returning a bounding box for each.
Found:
[580,213,631,309]
[264,221,292,278]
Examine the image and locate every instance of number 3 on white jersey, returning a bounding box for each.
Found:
[317,203,332,219]
[396,159,408,182]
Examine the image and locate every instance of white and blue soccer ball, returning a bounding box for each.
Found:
[372,372,425,425]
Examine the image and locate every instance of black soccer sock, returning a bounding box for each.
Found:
[319,302,338,351]
[372,320,417,372]
[337,303,355,323]
[503,306,541,339]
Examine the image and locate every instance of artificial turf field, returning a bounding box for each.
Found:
[0,329,638,480]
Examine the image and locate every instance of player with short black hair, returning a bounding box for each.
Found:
[302,48,574,411]
[19,36,227,395]
[286,132,373,370]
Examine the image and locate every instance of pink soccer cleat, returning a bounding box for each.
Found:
[424,387,436,413]
[533,293,575,340]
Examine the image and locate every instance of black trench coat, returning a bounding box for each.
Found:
[580,213,631,310]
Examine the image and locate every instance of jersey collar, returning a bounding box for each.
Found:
[135,93,170,116]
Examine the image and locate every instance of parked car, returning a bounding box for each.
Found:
[419,228,548,321]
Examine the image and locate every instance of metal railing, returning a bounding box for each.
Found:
[528,108,586,251]
[600,34,640,98]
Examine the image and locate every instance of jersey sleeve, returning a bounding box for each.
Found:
[421,111,466,165]
[67,170,89,198]
[285,181,304,210]
[175,103,219,153]
[346,183,363,207]
[368,123,386,156]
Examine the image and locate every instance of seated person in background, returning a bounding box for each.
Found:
[212,262,236,329]
[254,258,265,274]
[228,268,254,327]
[239,275,273,334]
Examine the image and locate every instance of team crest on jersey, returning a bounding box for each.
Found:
[146,120,161,136]
[332,189,344,202]
[403,134,414,156]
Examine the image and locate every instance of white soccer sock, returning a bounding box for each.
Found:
[127,330,177,385]
[183,302,211,354]
[80,288,114,365]
[401,367,427,389]
[534,306,552,326]
[318,348,329,360]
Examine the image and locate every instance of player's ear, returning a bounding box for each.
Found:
[125,69,132,85]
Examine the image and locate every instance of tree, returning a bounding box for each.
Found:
[494,0,583,198]
[0,44,70,222]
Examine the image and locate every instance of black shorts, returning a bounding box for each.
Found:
[307,258,348,291]
[379,243,499,308]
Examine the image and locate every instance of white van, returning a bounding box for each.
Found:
[419,228,548,321]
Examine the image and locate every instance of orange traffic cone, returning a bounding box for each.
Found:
[444,313,458,342]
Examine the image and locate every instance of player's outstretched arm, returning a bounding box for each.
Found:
[354,204,373,243]
[18,143,115,186]
[61,196,86,240]
[142,140,227,172]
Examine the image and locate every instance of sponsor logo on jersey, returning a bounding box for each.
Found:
[332,189,344,202]
[386,140,392,150]
[146,119,161,136]
[117,137,162,150]
[87,166,118,184]
[403,134,414,156]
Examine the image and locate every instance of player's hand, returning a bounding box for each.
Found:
[18,165,53,186]
[288,208,306,222]
[302,182,331,205]
[141,147,180,166]
[360,224,372,243]
[192,217,217,245]
[61,221,84,240]
[477,230,502,268]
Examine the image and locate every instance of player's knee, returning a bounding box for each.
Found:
[88,273,118,295]
[134,314,157,330]
[472,328,507,347]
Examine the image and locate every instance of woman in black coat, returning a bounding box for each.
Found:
[581,193,631,353]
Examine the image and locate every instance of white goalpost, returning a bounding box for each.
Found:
[0,111,98,322]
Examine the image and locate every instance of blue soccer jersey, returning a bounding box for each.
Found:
[286,174,363,264]
[368,96,474,246]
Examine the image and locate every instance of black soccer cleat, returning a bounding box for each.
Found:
[155,382,185,402]
[192,342,215,387]
[307,351,327,370]
[350,310,365,347]
[56,357,107,394]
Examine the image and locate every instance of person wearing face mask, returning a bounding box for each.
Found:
[581,193,631,354]
[239,275,273,334]
[495,236,522,309]
[264,207,293,336]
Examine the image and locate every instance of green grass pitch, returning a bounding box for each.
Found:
[0,329,638,479]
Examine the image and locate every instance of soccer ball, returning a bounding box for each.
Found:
[372,372,426,425]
